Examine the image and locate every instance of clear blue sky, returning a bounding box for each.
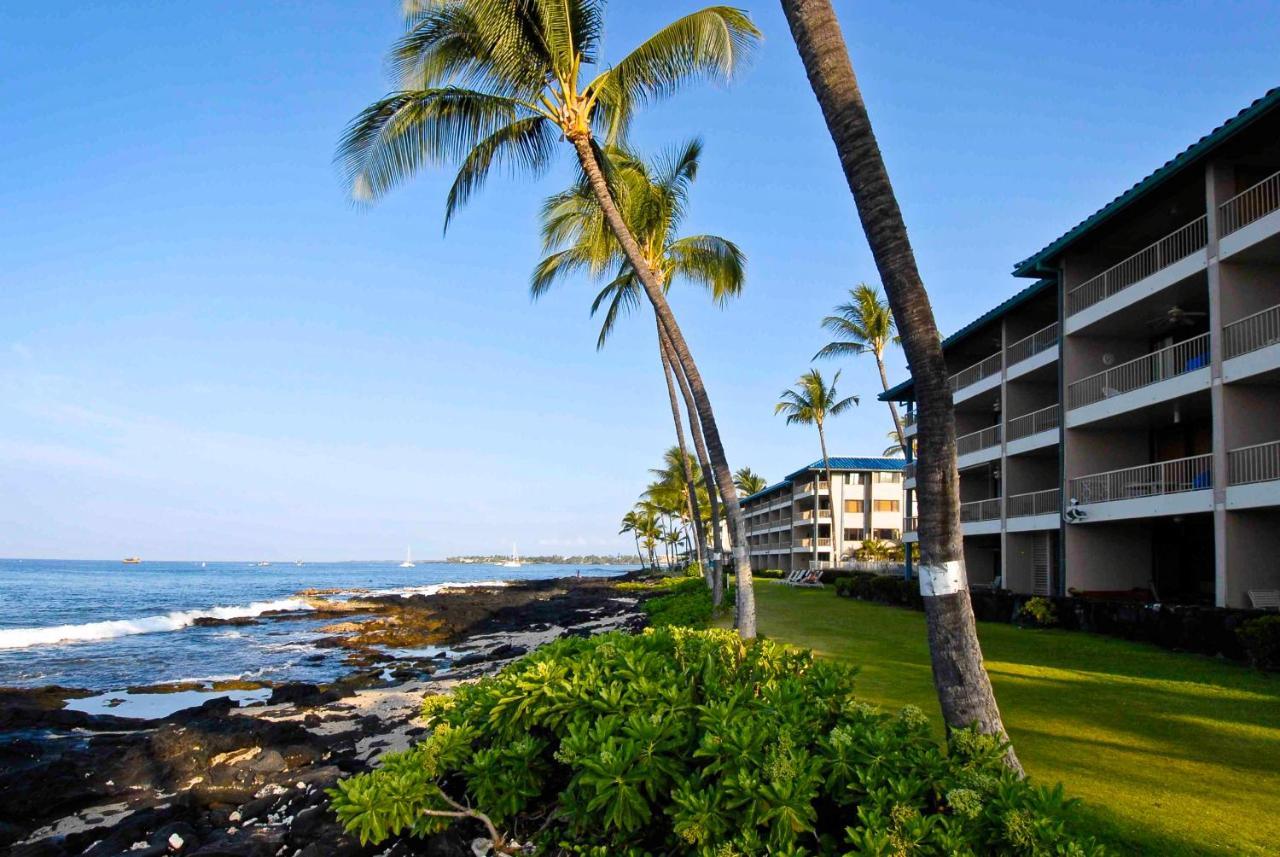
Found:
[2,2,1276,560]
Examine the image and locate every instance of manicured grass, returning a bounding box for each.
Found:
[732,582,1280,856]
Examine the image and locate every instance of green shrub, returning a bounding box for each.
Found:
[330,629,1106,855]
[1018,597,1059,629]
[1238,615,1280,670]
[641,577,712,628]
[753,567,786,579]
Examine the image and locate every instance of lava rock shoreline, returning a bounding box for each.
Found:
[0,574,650,856]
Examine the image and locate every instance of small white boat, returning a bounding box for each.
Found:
[122,557,141,564]
[497,544,522,569]
[400,546,416,568]
[256,561,271,567]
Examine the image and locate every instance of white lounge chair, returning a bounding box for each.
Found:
[788,568,824,588]
[1248,590,1280,610]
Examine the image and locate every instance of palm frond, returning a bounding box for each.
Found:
[444,114,558,228]
[589,269,642,349]
[667,234,744,304]
[337,88,539,203]
[530,247,594,300]
[812,340,867,360]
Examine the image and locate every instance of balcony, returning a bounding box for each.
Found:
[1007,488,1060,532]
[1006,322,1060,376]
[1006,403,1060,453]
[797,509,831,522]
[793,481,829,498]
[1066,334,1210,424]
[903,411,917,438]
[1226,440,1280,510]
[1066,216,1208,319]
[1068,454,1213,521]
[903,462,916,482]
[957,424,1001,468]
[903,515,919,543]
[948,352,1003,399]
[1223,304,1280,382]
[960,498,1002,534]
[1219,168,1280,256]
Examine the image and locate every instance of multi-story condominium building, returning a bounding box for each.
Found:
[884,87,1280,609]
[740,457,905,572]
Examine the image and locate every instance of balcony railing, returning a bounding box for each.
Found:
[1006,403,1060,441]
[1220,169,1280,236]
[949,352,1003,394]
[903,412,916,427]
[1224,304,1280,359]
[1228,440,1280,486]
[1066,216,1208,316]
[1008,488,1061,518]
[957,424,1002,457]
[795,538,813,548]
[798,509,831,521]
[1007,322,1060,366]
[960,498,1002,523]
[904,515,918,532]
[903,462,916,481]
[1069,454,1213,505]
[1067,333,1209,410]
[817,537,832,547]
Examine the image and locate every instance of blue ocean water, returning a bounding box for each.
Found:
[0,559,621,692]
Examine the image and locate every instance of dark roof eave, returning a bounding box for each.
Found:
[1012,87,1280,278]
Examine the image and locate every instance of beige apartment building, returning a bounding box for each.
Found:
[741,457,905,572]
[884,87,1280,608]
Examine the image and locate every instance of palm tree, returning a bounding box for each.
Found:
[815,283,905,452]
[733,467,768,497]
[632,503,662,569]
[533,141,743,602]
[618,510,646,569]
[775,370,858,569]
[339,1,763,636]
[883,429,905,457]
[648,445,705,570]
[778,0,1021,771]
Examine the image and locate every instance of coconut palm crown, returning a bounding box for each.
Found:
[338,1,759,228]
[815,283,905,449]
[532,140,745,348]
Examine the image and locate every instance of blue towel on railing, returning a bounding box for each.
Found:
[1192,471,1211,490]
[1184,354,1208,371]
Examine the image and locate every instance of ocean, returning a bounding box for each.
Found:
[0,558,623,694]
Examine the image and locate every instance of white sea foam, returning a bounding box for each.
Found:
[0,598,312,650]
[366,579,510,597]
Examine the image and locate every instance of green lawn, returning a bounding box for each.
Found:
[735,582,1280,856]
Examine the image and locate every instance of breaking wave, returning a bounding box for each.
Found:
[0,598,312,650]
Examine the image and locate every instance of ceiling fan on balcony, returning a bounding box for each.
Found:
[1146,305,1207,331]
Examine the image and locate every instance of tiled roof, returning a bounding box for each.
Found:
[740,457,906,503]
[1013,86,1280,277]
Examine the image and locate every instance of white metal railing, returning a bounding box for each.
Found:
[1069,454,1213,505]
[1224,304,1280,359]
[959,498,1002,523]
[1067,216,1208,315]
[1007,322,1060,365]
[949,352,1003,393]
[1008,488,1061,518]
[817,537,832,547]
[1006,404,1060,441]
[1228,440,1280,486]
[904,515,918,532]
[903,462,916,481]
[1219,169,1280,236]
[957,424,1002,457]
[1067,333,1209,409]
[903,412,916,426]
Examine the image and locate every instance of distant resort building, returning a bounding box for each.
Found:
[883,87,1280,609]
[741,457,905,572]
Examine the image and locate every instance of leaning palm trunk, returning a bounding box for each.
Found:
[657,321,709,579]
[779,0,1020,771]
[569,136,755,636]
[817,422,838,569]
[660,326,727,609]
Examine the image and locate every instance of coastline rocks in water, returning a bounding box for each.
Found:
[191,616,258,628]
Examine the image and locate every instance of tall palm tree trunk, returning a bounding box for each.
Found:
[570,136,754,635]
[633,531,645,570]
[779,0,1020,772]
[817,421,838,569]
[657,319,710,583]
[875,350,907,452]
[659,327,727,608]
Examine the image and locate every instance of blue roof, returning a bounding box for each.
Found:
[1013,86,1280,277]
[740,457,906,504]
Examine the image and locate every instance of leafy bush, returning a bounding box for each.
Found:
[641,577,712,628]
[753,567,786,579]
[1018,597,1059,629]
[330,629,1105,855]
[1238,615,1280,670]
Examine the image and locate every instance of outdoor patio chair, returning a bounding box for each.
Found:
[1247,589,1280,610]
[789,569,825,588]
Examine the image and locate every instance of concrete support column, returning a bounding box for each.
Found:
[999,318,1010,589]
[1206,161,1232,606]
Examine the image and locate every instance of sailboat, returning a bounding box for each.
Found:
[497,544,522,569]
[400,546,416,568]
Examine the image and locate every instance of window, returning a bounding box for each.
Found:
[845,528,865,541]
[844,499,864,513]
[874,499,900,512]
[846,472,865,485]
[876,471,901,483]
[873,528,901,540]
